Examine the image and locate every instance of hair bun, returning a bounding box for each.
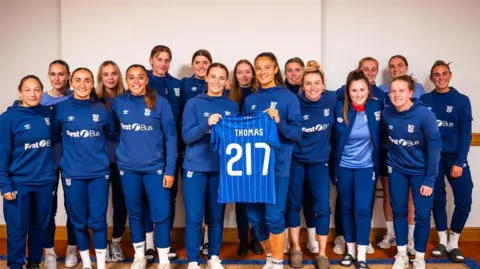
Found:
[306,60,321,70]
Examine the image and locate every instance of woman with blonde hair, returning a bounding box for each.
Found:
[96,60,127,262]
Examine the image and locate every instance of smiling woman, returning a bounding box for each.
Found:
[51,66,117,269]
[0,75,57,269]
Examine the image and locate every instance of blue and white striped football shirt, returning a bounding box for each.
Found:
[211,113,279,204]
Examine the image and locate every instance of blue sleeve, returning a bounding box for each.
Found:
[422,111,442,188]
[161,101,178,176]
[181,100,209,145]
[167,86,181,124]
[180,79,188,112]
[51,105,62,145]
[455,97,473,166]
[336,85,346,100]
[210,122,223,152]
[266,116,280,149]
[104,107,118,141]
[0,113,14,194]
[276,99,302,143]
[415,83,425,97]
[242,97,250,113]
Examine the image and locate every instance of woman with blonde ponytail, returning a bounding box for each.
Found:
[286,60,336,269]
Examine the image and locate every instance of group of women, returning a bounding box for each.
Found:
[0,45,473,269]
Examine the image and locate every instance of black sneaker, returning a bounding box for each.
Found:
[168,247,178,261]
[145,248,156,263]
[237,242,249,256]
[26,263,40,269]
[250,238,264,255]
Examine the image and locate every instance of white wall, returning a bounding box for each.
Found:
[1,0,479,229]
[0,0,64,224]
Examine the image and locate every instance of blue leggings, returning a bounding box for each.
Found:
[120,171,171,248]
[337,167,376,245]
[287,161,330,236]
[62,176,109,251]
[183,171,225,263]
[246,175,289,241]
[4,183,54,269]
[433,156,473,234]
[44,170,76,248]
[388,167,433,253]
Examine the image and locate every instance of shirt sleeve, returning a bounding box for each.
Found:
[422,110,442,188]
[0,113,14,194]
[160,100,178,176]
[182,100,210,145]
[276,98,302,143]
[455,96,473,166]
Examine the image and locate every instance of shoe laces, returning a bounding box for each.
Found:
[412,257,425,268]
[111,243,122,253]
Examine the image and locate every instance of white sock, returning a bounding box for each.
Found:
[45,247,56,254]
[285,228,289,245]
[157,247,170,264]
[438,230,448,246]
[189,262,198,267]
[272,258,283,267]
[67,244,76,250]
[408,224,415,240]
[416,251,425,259]
[133,241,145,259]
[307,228,317,244]
[386,221,395,237]
[79,250,91,268]
[146,232,154,250]
[203,226,209,244]
[112,237,122,244]
[95,249,106,269]
[347,242,356,259]
[357,245,367,262]
[447,231,460,251]
[397,245,407,256]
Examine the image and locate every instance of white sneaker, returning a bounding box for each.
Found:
[130,257,147,269]
[333,235,346,255]
[44,251,58,269]
[392,253,410,269]
[158,261,171,269]
[284,240,290,253]
[105,245,112,263]
[377,234,397,249]
[207,255,224,269]
[64,245,78,268]
[412,257,426,269]
[111,242,126,262]
[188,261,201,269]
[262,256,274,269]
[307,241,319,254]
[407,238,416,255]
[367,243,375,254]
